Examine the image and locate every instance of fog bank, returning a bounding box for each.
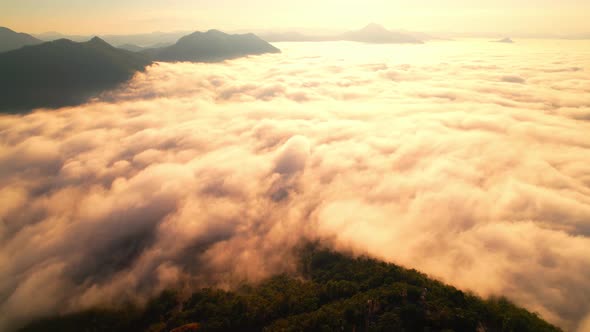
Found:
[1,39,589,331]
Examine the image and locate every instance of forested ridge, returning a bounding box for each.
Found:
[19,246,561,332]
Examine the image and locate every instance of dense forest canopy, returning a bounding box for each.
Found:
[19,246,561,332]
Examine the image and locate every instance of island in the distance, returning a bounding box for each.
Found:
[493,37,514,43]
[339,23,423,44]
[0,29,280,113]
[142,29,281,62]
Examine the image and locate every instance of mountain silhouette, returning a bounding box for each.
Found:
[117,43,145,52]
[0,26,43,53]
[259,24,424,44]
[0,37,152,113]
[494,37,514,43]
[340,23,423,44]
[144,29,281,62]
[34,31,188,47]
[0,29,280,112]
[33,31,89,42]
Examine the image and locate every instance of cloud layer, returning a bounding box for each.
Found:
[1,39,589,331]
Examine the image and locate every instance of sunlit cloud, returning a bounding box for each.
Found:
[0,40,589,331]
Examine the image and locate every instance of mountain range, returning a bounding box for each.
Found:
[259,24,425,44]
[340,23,423,43]
[0,27,43,53]
[117,43,147,52]
[143,29,281,62]
[0,29,281,112]
[33,30,188,48]
[0,37,152,112]
[494,37,515,43]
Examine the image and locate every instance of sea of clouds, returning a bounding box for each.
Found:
[1,40,589,331]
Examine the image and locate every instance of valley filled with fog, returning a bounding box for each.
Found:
[1,39,589,331]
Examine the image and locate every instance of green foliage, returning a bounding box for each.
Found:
[18,247,562,332]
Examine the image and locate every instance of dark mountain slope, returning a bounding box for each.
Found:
[18,247,561,332]
[0,37,152,113]
[144,29,280,62]
[0,26,43,53]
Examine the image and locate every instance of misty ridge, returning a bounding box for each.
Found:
[17,247,561,332]
[0,27,43,53]
[260,23,426,44]
[0,23,454,114]
[1,19,590,332]
[33,30,188,48]
[0,23,432,114]
[0,28,280,113]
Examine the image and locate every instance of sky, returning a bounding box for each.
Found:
[1,0,590,36]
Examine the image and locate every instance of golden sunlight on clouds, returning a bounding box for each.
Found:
[1,39,589,331]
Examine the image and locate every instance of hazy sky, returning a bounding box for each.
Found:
[1,0,589,36]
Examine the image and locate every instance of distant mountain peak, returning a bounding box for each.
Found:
[180,29,224,40]
[0,26,42,52]
[205,29,224,35]
[89,36,109,45]
[52,38,76,45]
[145,29,280,63]
[341,23,423,44]
[362,23,388,32]
[494,37,514,43]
